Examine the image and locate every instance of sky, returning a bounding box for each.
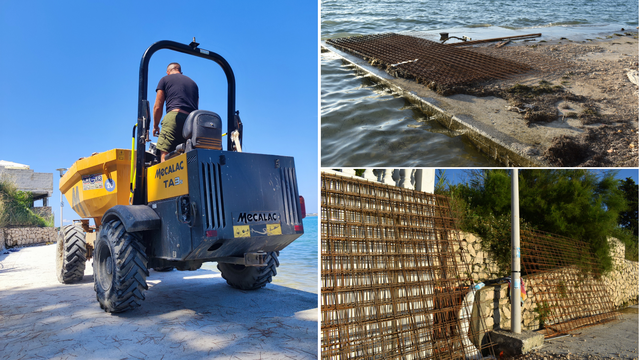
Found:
[0,1,319,225]
[440,168,639,187]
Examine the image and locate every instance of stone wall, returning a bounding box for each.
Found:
[458,232,503,282]
[2,227,57,248]
[459,232,541,331]
[460,232,639,333]
[604,237,639,307]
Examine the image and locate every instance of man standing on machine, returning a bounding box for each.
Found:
[153,62,199,162]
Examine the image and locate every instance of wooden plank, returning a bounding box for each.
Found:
[449,33,541,46]
[496,40,511,48]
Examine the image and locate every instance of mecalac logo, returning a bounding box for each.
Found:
[235,212,279,225]
[155,161,185,179]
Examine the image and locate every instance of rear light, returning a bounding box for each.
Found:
[299,196,306,219]
[205,230,217,237]
[294,225,303,232]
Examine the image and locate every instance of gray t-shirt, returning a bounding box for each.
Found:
[156,73,199,113]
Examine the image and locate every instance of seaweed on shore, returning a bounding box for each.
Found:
[546,124,638,167]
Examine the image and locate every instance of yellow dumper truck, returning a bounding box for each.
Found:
[56,40,306,313]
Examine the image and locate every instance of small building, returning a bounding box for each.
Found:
[0,160,53,219]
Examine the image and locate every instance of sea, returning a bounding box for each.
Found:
[202,216,318,294]
[321,0,639,167]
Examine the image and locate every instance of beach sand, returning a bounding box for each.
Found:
[466,31,639,166]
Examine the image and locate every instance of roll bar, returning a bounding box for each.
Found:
[133,39,237,205]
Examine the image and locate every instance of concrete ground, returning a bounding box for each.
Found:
[0,244,318,360]
[528,306,639,359]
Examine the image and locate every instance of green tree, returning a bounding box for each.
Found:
[435,169,450,195]
[456,169,512,216]
[618,177,638,237]
[613,177,639,261]
[519,170,625,272]
[448,170,627,274]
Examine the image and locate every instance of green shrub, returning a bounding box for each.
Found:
[0,177,52,227]
[534,302,552,327]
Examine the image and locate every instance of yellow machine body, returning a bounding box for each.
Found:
[59,149,132,226]
[146,153,189,202]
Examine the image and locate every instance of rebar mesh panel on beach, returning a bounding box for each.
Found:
[326,33,531,87]
[321,172,494,359]
[520,230,620,338]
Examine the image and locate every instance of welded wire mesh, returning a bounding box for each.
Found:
[321,173,494,359]
[521,230,620,337]
[326,33,531,87]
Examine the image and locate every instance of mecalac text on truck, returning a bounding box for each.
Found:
[56,38,306,313]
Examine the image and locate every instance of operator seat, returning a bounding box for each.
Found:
[181,110,222,152]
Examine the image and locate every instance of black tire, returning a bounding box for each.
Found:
[56,224,86,284]
[93,220,149,313]
[217,251,279,290]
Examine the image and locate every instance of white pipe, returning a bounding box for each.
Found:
[459,283,482,359]
[458,283,496,360]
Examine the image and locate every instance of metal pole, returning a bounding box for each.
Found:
[511,169,521,333]
[56,168,67,233]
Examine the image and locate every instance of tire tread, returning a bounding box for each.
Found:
[94,220,148,313]
[57,224,87,284]
[217,251,279,290]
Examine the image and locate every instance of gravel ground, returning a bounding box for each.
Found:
[507,307,639,360]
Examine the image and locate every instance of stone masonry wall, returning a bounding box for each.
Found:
[2,227,57,248]
[459,232,639,332]
[604,237,639,307]
[458,232,503,283]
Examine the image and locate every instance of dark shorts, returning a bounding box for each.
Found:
[157,111,188,153]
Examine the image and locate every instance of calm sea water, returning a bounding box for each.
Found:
[202,216,318,294]
[272,216,318,293]
[321,0,639,167]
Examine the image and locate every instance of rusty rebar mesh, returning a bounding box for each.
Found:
[321,173,495,359]
[521,230,620,338]
[326,33,531,87]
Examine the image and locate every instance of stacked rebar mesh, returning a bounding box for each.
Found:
[326,33,531,87]
[321,172,495,359]
[521,230,620,338]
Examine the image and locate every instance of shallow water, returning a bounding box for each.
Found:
[321,52,497,167]
[321,0,638,167]
[272,216,318,293]
[202,216,318,294]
